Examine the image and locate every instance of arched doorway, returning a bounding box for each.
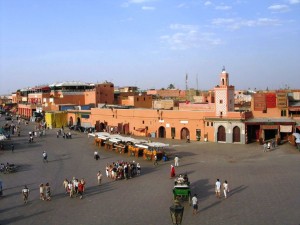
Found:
[76,117,81,126]
[233,126,241,143]
[69,116,73,127]
[158,126,166,138]
[99,122,106,131]
[217,126,226,142]
[180,127,190,140]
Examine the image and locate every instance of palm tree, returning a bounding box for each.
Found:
[167,84,175,89]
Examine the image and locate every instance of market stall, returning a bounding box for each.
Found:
[128,144,145,157]
[144,142,169,161]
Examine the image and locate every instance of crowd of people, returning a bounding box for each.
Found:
[63,177,86,199]
[56,127,72,139]
[105,160,141,180]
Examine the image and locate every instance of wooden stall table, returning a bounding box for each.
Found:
[128,145,136,157]
[94,138,101,147]
[144,150,153,161]
[155,151,163,160]
[115,144,127,154]
[135,148,144,157]
[104,141,114,151]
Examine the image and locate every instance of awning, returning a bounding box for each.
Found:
[280,125,292,133]
[289,108,300,111]
[146,142,169,148]
[135,144,149,149]
[109,138,121,143]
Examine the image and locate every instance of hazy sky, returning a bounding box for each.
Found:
[1,0,300,94]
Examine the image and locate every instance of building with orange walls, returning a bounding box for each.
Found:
[119,94,153,108]
[245,90,298,143]
[17,81,114,119]
[66,68,247,144]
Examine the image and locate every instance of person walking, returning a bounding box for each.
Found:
[97,171,102,185]
[223,180,230,199]
[170,165,176,178]
[263,142,267,152]
[45,183,51,201]
[11,143,14,153]
[39,183,45,200]
[78,179,85,199]
[192,194,198,215]
[186,135,190,143]
[174,155,179,167]
[105,164,109,178]
[153,154,158,166]
[271,139,276,149]
[67,181,74,198]
[63,179,69,194]
[22,185,30,204]
[215,179,221,199]
[42,151,48,163]
[94,151,100,160]
[137,162,141,175]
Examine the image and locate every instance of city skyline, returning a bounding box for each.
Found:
[1,0,300,94]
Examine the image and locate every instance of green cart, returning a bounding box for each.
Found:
[172,174,192,205]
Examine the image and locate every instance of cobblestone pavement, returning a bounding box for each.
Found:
[0,116,300,225]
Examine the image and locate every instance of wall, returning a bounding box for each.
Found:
[252,107,282,118]
[45,112,68,129]
[153,100,174,109]
[213,121,245,144]
[87,108,223,142]
[120,95,152,108]
[179,102,215,111]
[52,94,86,105]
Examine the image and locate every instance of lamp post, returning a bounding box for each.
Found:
[169,199,184,225]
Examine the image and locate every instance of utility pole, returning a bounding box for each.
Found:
[196,74,198,91]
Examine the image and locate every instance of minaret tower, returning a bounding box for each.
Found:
[214,66,235,117]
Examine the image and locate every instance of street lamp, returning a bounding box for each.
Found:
[169,199,184,225]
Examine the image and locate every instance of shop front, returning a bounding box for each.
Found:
[245,118,295,144]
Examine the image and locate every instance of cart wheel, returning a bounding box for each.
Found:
[188,193,192,206]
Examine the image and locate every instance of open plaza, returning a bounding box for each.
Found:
[0,116,300,225]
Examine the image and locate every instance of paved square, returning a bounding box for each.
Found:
[1,117,300,225]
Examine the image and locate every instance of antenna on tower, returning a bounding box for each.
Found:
[196,74,198,91]
[185,73,188,91]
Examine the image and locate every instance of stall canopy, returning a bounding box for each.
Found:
[147,142,169,148]
[88,132,170,148]
[88,132,110,138]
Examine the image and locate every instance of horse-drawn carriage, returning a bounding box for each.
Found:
[172,174,191,205]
